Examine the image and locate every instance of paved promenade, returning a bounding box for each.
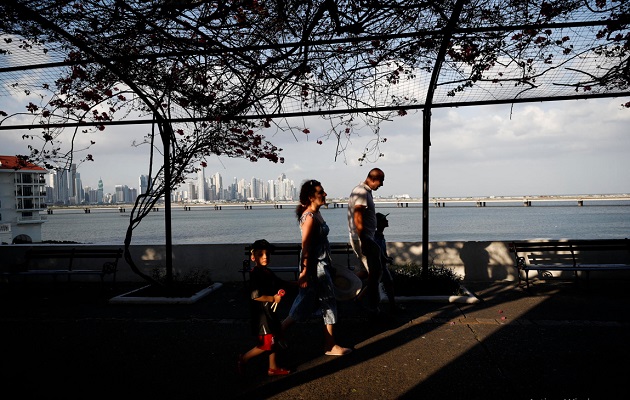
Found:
[1,279,629,399]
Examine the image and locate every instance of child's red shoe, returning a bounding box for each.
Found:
[267,367,291,376]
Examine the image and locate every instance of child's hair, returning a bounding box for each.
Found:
[250,247,270,266]
[251,239,274,253]
[295,179,321,220]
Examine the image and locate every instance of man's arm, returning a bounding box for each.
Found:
[353,205,366,238]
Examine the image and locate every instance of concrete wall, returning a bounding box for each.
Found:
[1,241,628,284]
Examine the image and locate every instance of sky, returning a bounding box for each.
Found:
[2,96,630,199]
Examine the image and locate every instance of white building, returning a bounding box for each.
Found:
[213,172,222,200]
[197,169,206,202]
[0,155,48,244]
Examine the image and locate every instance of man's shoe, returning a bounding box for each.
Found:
[268,367,291,376]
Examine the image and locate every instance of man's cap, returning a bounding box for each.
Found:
[251,239,275,252]
[376,212,390,223]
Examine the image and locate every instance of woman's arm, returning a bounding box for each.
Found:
[298,213,315,288]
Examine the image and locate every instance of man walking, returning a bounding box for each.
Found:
[347,168,385,318]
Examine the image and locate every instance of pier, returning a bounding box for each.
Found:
[365,194,630,208]
[43,194,630,214]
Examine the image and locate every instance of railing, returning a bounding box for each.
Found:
[16,214,47,223]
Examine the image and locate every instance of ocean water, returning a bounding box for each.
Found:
[40,201,630,245]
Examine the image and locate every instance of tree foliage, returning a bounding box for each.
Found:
[2,1,628,167]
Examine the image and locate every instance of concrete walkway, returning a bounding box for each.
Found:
[1,279,628,399]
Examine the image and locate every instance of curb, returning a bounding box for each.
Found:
[108,282,223,305]
[383,286,481,304]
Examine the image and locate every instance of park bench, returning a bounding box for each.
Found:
[240,243,356,282]
[2,247,123,284]
[508,239,630,288]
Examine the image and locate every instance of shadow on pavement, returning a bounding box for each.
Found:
[1,279,629,399]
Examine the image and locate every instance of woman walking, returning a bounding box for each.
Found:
[281,179,352,356]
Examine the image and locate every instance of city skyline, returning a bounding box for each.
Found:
[4,98,630,199]
[80,170,303,200]
[45,167,303,205]
[47,164,630,207]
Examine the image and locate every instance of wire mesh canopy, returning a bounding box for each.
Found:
[1,0,629,127]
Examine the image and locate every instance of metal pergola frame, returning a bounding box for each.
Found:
[2,0,629,279]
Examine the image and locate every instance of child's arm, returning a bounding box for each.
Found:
[253,293,282,304]
[379,239,393,264]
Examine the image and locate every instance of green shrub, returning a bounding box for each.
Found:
[390,263,464,296]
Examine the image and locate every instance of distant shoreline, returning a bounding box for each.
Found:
[40,201,630,244]
[44,193,630,210]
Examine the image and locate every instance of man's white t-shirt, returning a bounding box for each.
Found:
[347,182,377,240]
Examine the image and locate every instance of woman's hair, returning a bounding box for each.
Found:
[295,179,321,220]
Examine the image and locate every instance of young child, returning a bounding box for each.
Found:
[374,213,402,313]
[237,239,291,377]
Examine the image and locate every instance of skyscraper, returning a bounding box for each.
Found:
[68,163,77,204]
[97,178,104,204]
[139,174,150,195]
[51,168,69,205]
[267,179,276,201]
[197,168,206,202]
[213,172,222,200]
[75,172,83,204]
[115,185,127,203]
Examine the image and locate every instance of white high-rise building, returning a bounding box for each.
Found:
[213,172,222,199]
[74,172,83,204]
[267,179,276,201]
[197,169,206,202]
[97,178,104,204]
[237,178,248,200]
[275,173,294,201]
[250,177,266,200]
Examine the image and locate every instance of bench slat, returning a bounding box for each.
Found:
[3,247,123,284]
[509,239,630,288]
[523,264,630,271]
[240,243,354,282]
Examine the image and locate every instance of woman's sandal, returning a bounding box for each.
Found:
[324,347,352,356]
